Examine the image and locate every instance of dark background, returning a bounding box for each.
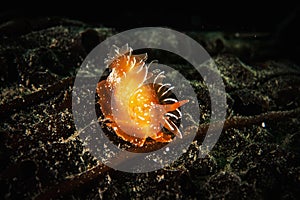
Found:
[0,3,299,33]
[0,3,299,64]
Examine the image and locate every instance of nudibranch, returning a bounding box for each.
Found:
[96,44,188,147]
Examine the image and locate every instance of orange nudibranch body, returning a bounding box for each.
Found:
[96,44,188,147]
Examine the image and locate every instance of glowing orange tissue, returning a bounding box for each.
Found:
[96,44,188,147]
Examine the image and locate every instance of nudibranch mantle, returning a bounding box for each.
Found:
[96,44,188,147]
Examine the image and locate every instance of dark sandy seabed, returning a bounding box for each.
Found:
[0,18,299,199]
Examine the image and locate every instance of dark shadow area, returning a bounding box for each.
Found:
[0,3,299,32]
[1,3,299,64]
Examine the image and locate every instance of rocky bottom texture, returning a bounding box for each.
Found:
[0,18,299,199]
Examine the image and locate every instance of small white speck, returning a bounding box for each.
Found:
[261,122,266,128]
[165,147,169,152]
